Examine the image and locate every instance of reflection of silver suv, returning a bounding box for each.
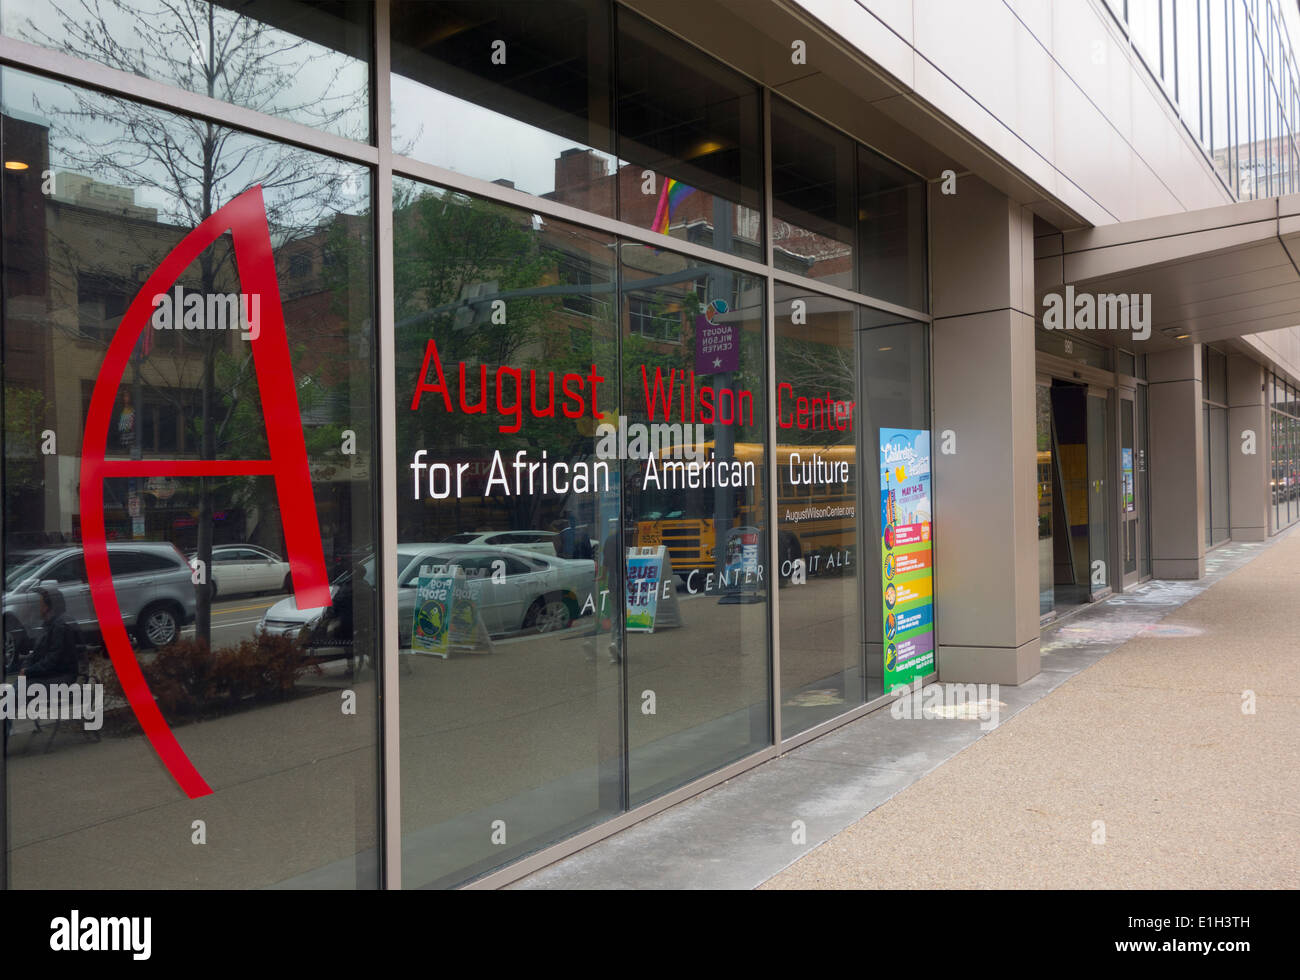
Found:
[3,542,196,660]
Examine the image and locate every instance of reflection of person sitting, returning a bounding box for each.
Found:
[19,588,78,683]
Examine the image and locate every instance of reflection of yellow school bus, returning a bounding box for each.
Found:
[634,441,856,578]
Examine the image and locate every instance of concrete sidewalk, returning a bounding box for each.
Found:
[516,529,1300,889]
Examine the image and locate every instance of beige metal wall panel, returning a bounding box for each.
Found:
[933,309,1040,647]
[931,176,1036,317]
[857,0,914,42]
[912,0,1056,164]
[935,640,1042,685]
[1007,0,1052,48]
[790,0,1232,226]
[1227,355,1269,541]
[1052,74,1133,221]
[1051,0,1133,143]
[930,176,1041,682]
[1147,347,1207,578]
[793,0,916,87]
[1241,334,1300,384]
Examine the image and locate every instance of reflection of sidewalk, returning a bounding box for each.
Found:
[514,529,1300,889]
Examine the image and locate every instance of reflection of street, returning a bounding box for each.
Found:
[4,575,862,888]
[180,593,286,647]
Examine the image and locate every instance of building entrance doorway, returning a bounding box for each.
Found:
[1119,388,1151,586]
[1038,377,1113,617]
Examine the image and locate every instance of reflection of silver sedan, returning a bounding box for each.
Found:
[258,545,426,640]
[441,530,558,556]
[399,546,594,638]
[258,545,595,644]
[189,545,291,599]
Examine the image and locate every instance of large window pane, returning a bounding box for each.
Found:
[774,287,860,737]
[1211,0,1234,189]
[771,99,855,289]
[1209,404,1229,543]
[2,67,378,886]
[1256,41,1271,196]
[1236,0,1253,195]
[615,10,763,261]
[1176,0,1202,137]
[619,243,769,803]
[858,146,927,312]
[1162,0,1177,84]
[857,313,929,702]
[1132,0,1163,71]
[2,0,371,142]
[390,0,616,217]
[392,177,621,888]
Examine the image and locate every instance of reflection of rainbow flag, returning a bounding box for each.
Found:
[651,178,695,234]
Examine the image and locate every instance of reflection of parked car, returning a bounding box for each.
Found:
[258,545,595,645]
[258,545,430,640]
[189,544,291,598]
[442,530,558,556]
[3,542,196,659]
[399,546,595,638]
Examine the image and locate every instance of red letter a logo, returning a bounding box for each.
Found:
[79,186,330,799]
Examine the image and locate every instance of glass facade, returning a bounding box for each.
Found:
[1,57,380,887]
[1203,346,1230,547]
[1,0,930,889]
[1269,371,1300,532]
[1104,0,1300,199]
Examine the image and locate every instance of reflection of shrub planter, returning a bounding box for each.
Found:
[98,633,321,732]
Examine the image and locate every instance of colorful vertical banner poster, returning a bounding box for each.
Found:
[625,549,663,632]
[1122,448,1135,513]
[879,428,935,691]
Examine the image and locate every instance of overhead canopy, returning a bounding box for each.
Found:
[1034,194,1300,353]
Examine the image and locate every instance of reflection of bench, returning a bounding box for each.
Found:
[299,619,365,676]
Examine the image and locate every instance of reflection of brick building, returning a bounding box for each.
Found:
[545,146,851,280]
[1,114,53,543]
[1,112,367,555]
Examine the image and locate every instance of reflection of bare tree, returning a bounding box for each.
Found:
[27,0,365,645]
[775,335,855,449]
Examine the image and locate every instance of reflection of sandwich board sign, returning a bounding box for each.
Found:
[718,525,763,604]
[652,546,682,629]
[79,185,328,800]
[625,545,682,632]
[625,548,660,632]
[410,565,492,658]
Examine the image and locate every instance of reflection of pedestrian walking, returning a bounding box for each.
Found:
[584,524,624,665]
[574,525,594,560]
